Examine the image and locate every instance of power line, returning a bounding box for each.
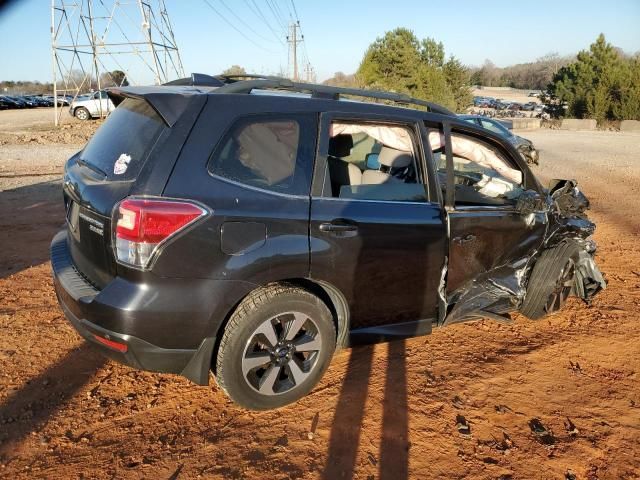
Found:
[201,0,278,53]
[265,0,287,32]
[289,0,299,22]
[216,0,279,44]
[244,0,284,45]
[271,0,290,25]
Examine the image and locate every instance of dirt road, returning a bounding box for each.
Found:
[0,113,639,479]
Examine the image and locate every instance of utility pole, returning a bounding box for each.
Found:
[304,63,315,83]
[287,22,302,81]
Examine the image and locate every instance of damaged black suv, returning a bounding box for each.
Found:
[51,74,605,410]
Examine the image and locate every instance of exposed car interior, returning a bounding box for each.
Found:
[428,129,524,206]
[324,123,427,202]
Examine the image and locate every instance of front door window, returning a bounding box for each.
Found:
[428,128,524,206]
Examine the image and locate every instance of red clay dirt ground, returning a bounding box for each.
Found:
[0,125,639,479]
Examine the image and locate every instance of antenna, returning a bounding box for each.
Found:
[50,0,185,125]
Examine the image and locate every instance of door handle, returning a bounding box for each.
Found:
[319,222,358,233]
[453,234,476,245]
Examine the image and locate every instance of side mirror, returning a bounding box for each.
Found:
[365,153,380,170]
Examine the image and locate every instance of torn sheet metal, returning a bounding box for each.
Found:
[442,179,606,326]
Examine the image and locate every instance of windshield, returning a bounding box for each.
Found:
[480,119,512,138]
[79,98,166,180]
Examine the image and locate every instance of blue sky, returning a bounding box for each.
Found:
[1,0,639,83]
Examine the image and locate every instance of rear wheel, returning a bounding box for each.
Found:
[74,107,90,121]
[215,284,336,410]
[520,241,581,319]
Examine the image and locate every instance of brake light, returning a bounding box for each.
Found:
[114,198,206,269]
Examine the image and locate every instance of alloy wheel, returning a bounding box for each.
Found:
[545,258,575,313]
[241,312,322,395]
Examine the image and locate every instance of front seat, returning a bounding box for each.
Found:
[327,134,362,196]
[361,146,412,184]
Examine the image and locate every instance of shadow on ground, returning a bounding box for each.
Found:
[0,179,64,279]
[323,340,410,480]
[0,343,106,457]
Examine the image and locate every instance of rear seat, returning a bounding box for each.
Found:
[327,134,361,196]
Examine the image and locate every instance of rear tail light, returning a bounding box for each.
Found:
[114,198,206,269]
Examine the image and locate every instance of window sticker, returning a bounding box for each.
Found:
[113,153,132,175]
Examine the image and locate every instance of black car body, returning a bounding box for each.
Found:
[0,95,24,108]
[25,95,53,107]
[7,96,35,108]
[51,75,604,409]
[459,114,539,165]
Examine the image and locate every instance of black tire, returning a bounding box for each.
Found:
[215,284,336,410]
[520,241,581,320]
[74,107,90,121]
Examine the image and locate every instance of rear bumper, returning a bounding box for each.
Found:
[51,230,217,384]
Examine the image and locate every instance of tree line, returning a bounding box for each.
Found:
[323,30,639,121]
[1,70,128,96]
[469,54,574,90]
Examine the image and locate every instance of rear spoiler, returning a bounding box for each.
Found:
[106,85,212,127]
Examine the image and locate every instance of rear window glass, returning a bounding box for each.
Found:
[79,98,166,179]
[208,116,311,195]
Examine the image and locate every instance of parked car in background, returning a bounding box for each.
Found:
[69,90,115,120]
[43,94,73,106]
[7,96,33,108]
[0,95,24,108]
[473,96,494,108]
[17,96,38,108]
[459,114,539,165]
[24,95,53,107]
[494,101,509,110]
[522,102,537,111]
[0,97,11,109]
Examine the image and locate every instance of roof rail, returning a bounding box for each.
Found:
[216,73,288,83]
[212,77,454,116]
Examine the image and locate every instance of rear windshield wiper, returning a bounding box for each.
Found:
[76,157,108,179]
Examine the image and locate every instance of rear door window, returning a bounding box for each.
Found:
[79,98,166,180]
[208,115,316,196]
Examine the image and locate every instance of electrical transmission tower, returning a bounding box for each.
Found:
[50,0,185,125]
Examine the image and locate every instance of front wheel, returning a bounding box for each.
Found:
[215,284,336,410]
[74,107,90,121]
[520,241,581,319]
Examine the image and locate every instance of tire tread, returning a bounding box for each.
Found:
[521,241,581,319]
[215,283,333,407]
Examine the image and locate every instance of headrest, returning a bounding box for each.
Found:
[379,146,412,168]
[328,134,353,157]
